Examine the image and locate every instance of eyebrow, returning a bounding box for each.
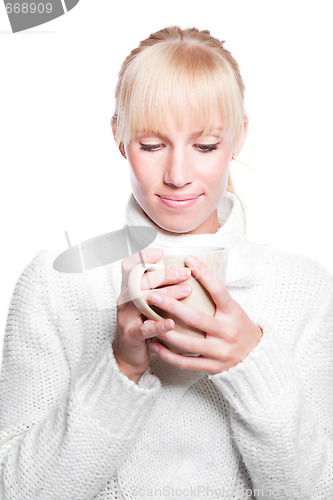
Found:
[193,128,223,138]
[136,128,223,140]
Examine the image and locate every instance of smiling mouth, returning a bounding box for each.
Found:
[157,194,202,201]
[157,194,202,209]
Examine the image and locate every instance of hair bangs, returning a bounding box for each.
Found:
[115,41,244,147]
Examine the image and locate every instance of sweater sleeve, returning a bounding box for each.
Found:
[208,288,333,500]
[0,251,162,500]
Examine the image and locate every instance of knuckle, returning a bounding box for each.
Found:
[141,248,157,260]
[137,323,147,339]
[201,265,212,281]
[186,309,201,328]
[176,357,187,370]
[220,343,234,361]
[206,362,223,375]
[141,318,152,331]
[210,280,226,299]
[141,319,159,339]
[163,284,178,299]
[116,311,125,327]
[182,338,195,352]
[156,320,166,333]
[224,328,238,343]
[169,267,181,281]
[116,291,131,309]
[221,317,238,342]
[216,280,226,294]
[116,293,125,307]
[126,324,141,343]
[121,258,132,274]
[171,287,183,300]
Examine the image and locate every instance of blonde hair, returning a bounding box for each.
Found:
[113,26,247,212]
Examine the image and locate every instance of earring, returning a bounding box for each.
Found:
[232,154,236,160]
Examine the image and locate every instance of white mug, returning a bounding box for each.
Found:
[127,247,228,356]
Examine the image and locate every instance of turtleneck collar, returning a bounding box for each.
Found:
[124,192,255,287]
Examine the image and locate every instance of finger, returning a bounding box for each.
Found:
[185,255,233,311]
[117,282,192,308]
[116,296,143,329]
[141,266,191,290]
[139,318,175,342]
[154,283,192,299]
[147,292,220,337]
[120,247,163,291]
[117,289,140,311]
[150,341,223,374]
[155,328,216,358]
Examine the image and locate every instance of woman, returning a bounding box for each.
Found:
[1,26,333,500]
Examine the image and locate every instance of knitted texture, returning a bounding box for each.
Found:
[1,192,333,500]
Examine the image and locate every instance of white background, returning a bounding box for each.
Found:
[1,0,333,354]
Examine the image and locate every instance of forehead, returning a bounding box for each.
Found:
[133,108,224,138]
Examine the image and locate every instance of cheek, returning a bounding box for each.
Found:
[207,155,230,186]
[127,153,157,193]
[210,170,229,196]
[127,150,145,179]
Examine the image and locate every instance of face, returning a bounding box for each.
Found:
[123,113,236,235]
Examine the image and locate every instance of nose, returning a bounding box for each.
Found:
[163,147,193,188]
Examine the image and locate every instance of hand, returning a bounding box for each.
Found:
[147,254,263,375]
[112,248,192,383]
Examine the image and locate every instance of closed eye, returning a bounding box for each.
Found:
[139,143,219,153]
[195,144,219,153]
[139,143,164,152]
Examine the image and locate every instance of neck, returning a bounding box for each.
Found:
[125,191,245,251]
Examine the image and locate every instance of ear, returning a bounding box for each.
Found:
[111,115,127,159]
[233,117,248,158]
[111,115,117,141]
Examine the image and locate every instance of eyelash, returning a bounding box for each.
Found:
[139,143,219,153]
[139,144,163,152]
[195,144,219,153]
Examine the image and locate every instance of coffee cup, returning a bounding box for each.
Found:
[127,247,228,356]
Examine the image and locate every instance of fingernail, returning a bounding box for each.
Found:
[179,284,191,294]
[163,319,174,330]
[186,255,198,267]
[149,293,163,304]
[148,248,162,258]
[177,267,191,278]
[150,343,159,353]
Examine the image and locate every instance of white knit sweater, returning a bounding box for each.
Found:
[1,192,333,500]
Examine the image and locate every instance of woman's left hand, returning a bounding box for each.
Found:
[147,254,263,375]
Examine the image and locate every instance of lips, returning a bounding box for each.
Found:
[157,194,202,201]
[157,194,202,209]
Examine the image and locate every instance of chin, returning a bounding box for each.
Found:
[138,199,205,234]
[150,215,200,234]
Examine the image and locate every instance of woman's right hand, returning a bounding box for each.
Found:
[112,248,192,383]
